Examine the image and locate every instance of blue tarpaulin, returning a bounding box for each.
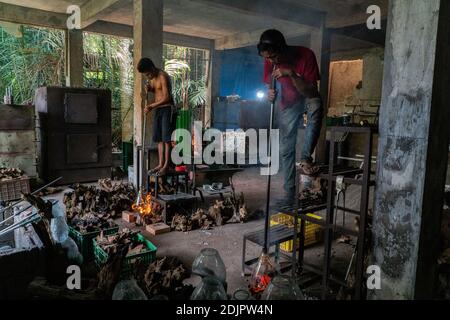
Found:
[219,46,265,100]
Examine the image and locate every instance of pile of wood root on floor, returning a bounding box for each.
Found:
[64,179,136,233]
[95,253,192,300]
[171,185,254,232]
[135,256,193,300]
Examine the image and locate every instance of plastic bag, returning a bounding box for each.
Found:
[50,201,69,243]
[61,237,83,265]
[112,279,148,300]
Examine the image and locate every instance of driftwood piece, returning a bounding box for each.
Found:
[64,180,136,232]
[191,209,214,230]
[135,256,191,300]
[171,214,193,232]
[97,246,128,299]
[170,179,251,232]
[208,201,225,226]
[95,229,145,256]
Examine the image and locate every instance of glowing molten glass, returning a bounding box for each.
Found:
[249,252,277,297]
[250,275,272,294]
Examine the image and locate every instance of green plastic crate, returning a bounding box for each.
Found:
[68,225,119,261]
[93,233,157,277]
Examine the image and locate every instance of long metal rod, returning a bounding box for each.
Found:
[0,205,33,226]
[354,130,373,300]
[0,176,63,217]
[0,213,41,237]
[291,161,300,277]
[322,129,336,300]
[263,71,277,254]
[141,112,147,191]
[0,199,59,237]
[338,156,377,164]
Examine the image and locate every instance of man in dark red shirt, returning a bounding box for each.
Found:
[258,29,323,208]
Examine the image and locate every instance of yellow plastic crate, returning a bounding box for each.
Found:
[270,213,324,252]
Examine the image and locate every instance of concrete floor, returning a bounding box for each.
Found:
[118,167,368,296]
[1,166,370,298]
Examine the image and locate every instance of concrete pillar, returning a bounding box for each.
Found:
[310,16,331,164]
[132,0,163,188]
[205,48,222,128]
[204,48,212,127]
[120,40,133,143]
[65,30,84,87]
[371,0,450,300]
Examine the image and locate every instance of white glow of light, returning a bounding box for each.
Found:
[256,91,265,99]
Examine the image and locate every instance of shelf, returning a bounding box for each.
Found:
[321,175,376,187]
[296,214,359,237]
[280,203,327,217]
[334,206,361,216]
[244,224,300,247]
[328,125,378,134]
[300,262,348,287]
[318,168,363,178]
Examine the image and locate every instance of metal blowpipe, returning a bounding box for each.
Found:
[0,177,63,221]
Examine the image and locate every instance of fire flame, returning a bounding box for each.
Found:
[132,193,154,217]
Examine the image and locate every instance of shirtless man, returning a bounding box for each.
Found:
[137,57,175,176]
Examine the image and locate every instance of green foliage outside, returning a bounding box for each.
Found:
[0,25,65,105]
[0,24,208,150]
